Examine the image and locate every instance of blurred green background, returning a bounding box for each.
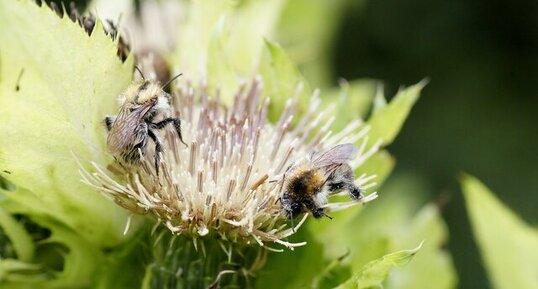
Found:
[39,0,538,288]
[332,0,537,288]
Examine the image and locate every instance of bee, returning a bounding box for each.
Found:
[280,143,363,223]
[105,69,186,174]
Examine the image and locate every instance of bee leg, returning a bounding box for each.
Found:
[147,129,162,175]
[328,181,345,193]
[149,118,187,147]
[328,180,364,200]
[304,198,331,219]
[346,184,364,200]
[104,116,116,131]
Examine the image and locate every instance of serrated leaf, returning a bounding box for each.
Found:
[334,243,423,289]
[366,80,426,147]
[372,83,387,114]
[0,0,137,246]
[462,174,538,289]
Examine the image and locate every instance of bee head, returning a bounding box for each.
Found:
[283,200,303,220]
[133,80,163,105]
[290,202,303,216]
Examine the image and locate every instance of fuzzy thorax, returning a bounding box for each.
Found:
[82,78,380,250]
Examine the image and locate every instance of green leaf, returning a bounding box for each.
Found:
[0,208,34,262]
[0,212,103,288]
[461,174,538,289]
[206,16,239,105]
[276,0,357,87]
[372,84,387,114]
[92,231,147,289]
[309,174,457,289]
[355,149,395,192]
[321,79,377,131]
[0,0,137,246]
[259,39,311,121]
[172,0,286,102]
[384,205,457,289]
[255,230,329,289]
[334,243,423,289]
[0,260,45,284]
[366,80,426,147]
[38,219,103,288]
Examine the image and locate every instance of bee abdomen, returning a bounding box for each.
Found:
[288,169,325,196]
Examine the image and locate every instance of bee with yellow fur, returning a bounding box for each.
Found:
[105,71,186,174]
[281,144,363,221]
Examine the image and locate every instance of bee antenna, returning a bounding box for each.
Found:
[162,73,183,90]
[134,66,145,80]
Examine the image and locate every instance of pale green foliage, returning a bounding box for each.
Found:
[462,174,538,289]
[257,175,456,289]
[308,175,457,289]
[356,150,395,192]
[0,208,34,263]
[322,80,378,129]
[277,0,360,87]
[384,205,456,289]
[259,39,311,121]
[0,0,137,247]
[334,242,422,289]
[0,0,141,286]
[0,194,103,288]
[173,0,286,101]
[366,81,427,148]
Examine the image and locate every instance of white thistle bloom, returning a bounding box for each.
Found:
[81,77,379,250]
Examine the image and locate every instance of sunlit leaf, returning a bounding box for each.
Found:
[355,149,395,192]
[277,0,358,86]
[372,83,387,114]
[0,0,137,246]
[259,39,311,121]
[333,243,423,289]
[366,80,426,147]
[322,79,377,130]
[172,0,285,102]
[385,205,457,289]
[310,174,457,289]
[462,174,538,289]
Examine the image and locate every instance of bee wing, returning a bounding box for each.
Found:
[311,143,357,169]
[107,104,152,155]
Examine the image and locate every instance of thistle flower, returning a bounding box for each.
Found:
[1,2,455,289]
[81,75,380,251]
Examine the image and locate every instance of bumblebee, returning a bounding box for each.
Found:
[105,71,186,174]
[281,144,363,221]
